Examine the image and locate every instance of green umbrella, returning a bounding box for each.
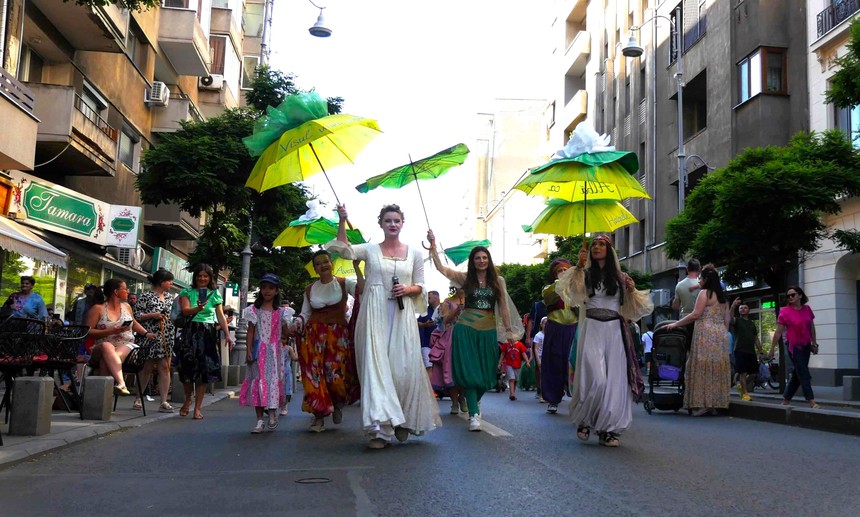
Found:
[355,143,470,227]
[274,217,366,248]
[443,239,491,266]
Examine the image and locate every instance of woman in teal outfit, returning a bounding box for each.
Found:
[177,263,234,419]
[427,230,524,432]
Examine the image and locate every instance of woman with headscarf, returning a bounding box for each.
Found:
[556,236,652,447]
[540,258,579,414]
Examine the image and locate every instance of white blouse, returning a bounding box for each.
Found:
[299,278,357,321]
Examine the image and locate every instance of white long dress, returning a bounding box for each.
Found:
[328,241,440,441]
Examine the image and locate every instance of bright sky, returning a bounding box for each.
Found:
[268,1,552,291]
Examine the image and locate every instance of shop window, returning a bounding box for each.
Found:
[209,35,227,75]
[0,250,58,311]
[738,47,787,103]
[242,55,259,89]
[65,254,102,321]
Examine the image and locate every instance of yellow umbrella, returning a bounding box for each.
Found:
[304,253,364,278]
[514,169,650,203]
[522,199,638,237]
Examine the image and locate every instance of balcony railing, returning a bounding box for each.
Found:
[0,67,36,116]
[817,0,860,38]
[73,93,118,141]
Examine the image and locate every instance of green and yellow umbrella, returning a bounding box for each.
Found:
[274,217,366,248]
[443,239,491,266]
[522,199,638,237]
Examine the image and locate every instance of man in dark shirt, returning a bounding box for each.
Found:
[418,290,440,375]
[731,298,762,401]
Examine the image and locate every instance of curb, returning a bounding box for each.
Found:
[0,390,235,469]
[728,399,860,436]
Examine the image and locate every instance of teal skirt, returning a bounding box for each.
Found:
[452,319,499,391]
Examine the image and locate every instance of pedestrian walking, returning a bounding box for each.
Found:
[418,290,441,375]
[666,264,732,416]
[730,298,763,401]
[771,286,820,409]
[429,285,467,414]
[240,274,291,433]
[533,317,547,402]
[540,258,578,414]
[332,204,440,449]
[499,339,530,400]
[557,236,652,447]
[673,259,702,349]
[426,229,524,433]
[292,250,360,433]
[133,268,176,413]
[177,263,234,420]
[526,300,547,400]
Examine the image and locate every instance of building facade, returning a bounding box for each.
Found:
[0,0,260,317]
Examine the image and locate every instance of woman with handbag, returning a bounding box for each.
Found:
[133,268,176,413]
[86,279,157,396]
[177,263,234,419]
[770,286,820,409]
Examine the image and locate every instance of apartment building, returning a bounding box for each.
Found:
[804,0,860,384]
[0,0,259,317]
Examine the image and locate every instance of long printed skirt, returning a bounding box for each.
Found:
[541,320,577,404]
[176,321,221,384]
[451,323,498,393]
[239,341,284,409]
[299,322,355,417]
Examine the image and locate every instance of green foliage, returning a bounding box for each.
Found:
[497,263,548,315]
[824,20,860,109]
[244,65,344,115]
[65,0,158,12]
[665,130,860,295]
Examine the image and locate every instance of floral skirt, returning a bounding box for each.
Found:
[176,322,222,384]
[299,322,357,417]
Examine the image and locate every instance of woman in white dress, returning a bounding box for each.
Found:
[556,236,652,447]
[330,204,440,449]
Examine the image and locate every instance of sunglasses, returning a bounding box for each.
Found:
[786,293,798,298]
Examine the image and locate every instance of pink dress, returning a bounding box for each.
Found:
[239,306,290,409]
[430,299,461,391]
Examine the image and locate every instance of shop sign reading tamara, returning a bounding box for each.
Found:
[9,171,141,248]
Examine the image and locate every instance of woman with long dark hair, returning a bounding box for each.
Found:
[667,263,732,416]
[332,204,440,449]
[86,278,156,396]
[177,263,234,419]
[292,250,359,433]
[426,230,524,432]
[540,258,578,414]
[557,236,652,447]
[770,286,820,408]
[133,268,176,412]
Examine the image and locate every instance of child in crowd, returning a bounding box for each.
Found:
[239,273,293,434]
[280,336,298,416]
[533,317,547,402]
[499,340,530,401]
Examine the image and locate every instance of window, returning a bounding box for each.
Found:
[738,47,786,103]
[19,45,43,82]
[835,104,860,148]
[126,22,147,71]
[684,0,708,50]
[162,0,189,8]
[639,64,646,100]
[242,55,260,89]
[119,125,140,172]
[209,35,227,75]
[79,83,109,129]
[244,2,265,38]
[680,69,707,139]
[670,5,680,63]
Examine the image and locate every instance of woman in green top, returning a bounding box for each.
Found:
[177,263,234,419]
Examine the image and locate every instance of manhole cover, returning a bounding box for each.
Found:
[295,477,332,484]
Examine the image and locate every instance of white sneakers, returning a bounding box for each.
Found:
[547,404,558,414]
[251,419,265,434]
[469,415,482,432]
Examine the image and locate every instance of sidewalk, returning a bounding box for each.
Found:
[0,389,235,468]
[728,384,860,436]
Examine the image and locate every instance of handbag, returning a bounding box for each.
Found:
[758,361,771,381]
[170,295,191,329]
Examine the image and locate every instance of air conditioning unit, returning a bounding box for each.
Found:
[651,289,672,307]
[147,81,170,107]
[199,74,224,90]
[108,246,142,268]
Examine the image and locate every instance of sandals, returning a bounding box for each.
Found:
[810,402,821,409]
[133,400,143,410]
[114,384,131,397]
[268,414,279,430]
[576,426,590,441]
[179,402,192,417]
[158,402,175,413]
[600,432,620,447]
[193,411,204,420]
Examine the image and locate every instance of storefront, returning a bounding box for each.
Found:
[0,215,68,315]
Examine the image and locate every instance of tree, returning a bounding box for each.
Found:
[67,0,158,12]
[138,67,343,303]
[824,20,860,110]
[496,263,547,315]
[665,130,860,302]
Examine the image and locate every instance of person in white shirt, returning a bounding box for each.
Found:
[533,317,547,402]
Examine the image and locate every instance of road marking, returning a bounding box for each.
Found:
[456,413,512,437]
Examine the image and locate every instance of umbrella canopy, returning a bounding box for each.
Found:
[514,167,649,202]
[355,143,470,193]
[522,199,638,237]
[274,217,366,248]
[244,92,382,196]
[304,253,364,278]
[443,239,491,266]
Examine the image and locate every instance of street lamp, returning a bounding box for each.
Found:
[308,1,332,38]
[622,6,685,214]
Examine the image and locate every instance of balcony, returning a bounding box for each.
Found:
[158,5,211,76]
[0,69,38,171]
[28,0,125,53]
[144,204,201,240]
[211,4,242,49]
[817,0,860,39]
[27,84,117,177]
[562,30,590,77]
[151,93,205,132]
[559,89,588,134]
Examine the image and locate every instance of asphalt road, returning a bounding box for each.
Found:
[0,389,858,517]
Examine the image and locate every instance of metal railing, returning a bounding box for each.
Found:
[73,93,118,141]
[169,92,205,123]
[817,0,860,38]
[0,67,36,116]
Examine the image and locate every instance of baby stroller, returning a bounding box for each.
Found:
[643,320,689,414]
